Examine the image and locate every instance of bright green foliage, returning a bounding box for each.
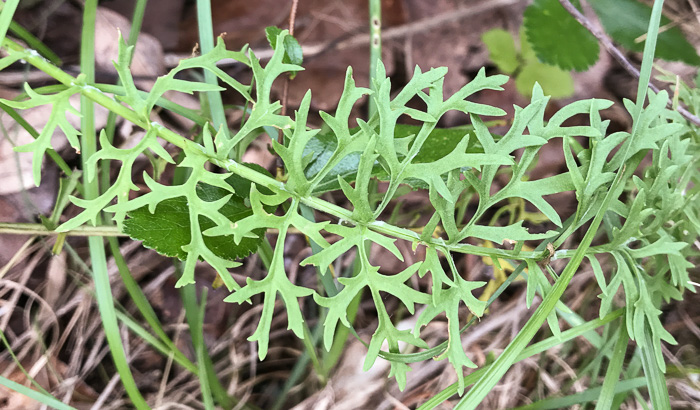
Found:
[4,83,83,185]
[523,0,600,71]
[4,27,699,402]
[515,61,574,99]
[303,123,481,192]
[481,29,519,74]
[482,28,575,98]
[588,0,700,65]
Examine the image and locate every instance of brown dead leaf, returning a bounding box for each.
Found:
[102,0,187,51]
[94,7,165,82]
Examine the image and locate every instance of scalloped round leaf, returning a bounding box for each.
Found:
[523,0,599,71]
[304,124,481,192]
[516,61,574,99]
[588,0,700,65]
[225,162,275,198]
[123,184,264,261]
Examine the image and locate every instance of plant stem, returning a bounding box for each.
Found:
[101,0,148,195]
[0,37,551,263]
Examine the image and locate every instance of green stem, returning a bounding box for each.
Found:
[2,36,555,263]
[100,0,148,196]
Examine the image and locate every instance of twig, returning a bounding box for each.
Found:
[163,0,522,68]
[337,0,522,49]
[368,0,381,118]
[276,0,300,179]
[279,0,299,146]
[559,0,700,126]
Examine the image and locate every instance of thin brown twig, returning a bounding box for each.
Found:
[559,0,700,126]
[276,0,300,178]
[279,0,299,146]
[162,0,522,69]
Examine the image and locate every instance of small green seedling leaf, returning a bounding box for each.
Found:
[516,61,574,99]
[482,29,520,75]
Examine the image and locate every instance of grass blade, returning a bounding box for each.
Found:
[515,378,647,410]
[640,323,671,410]
[195,288,215,410]
[195,0,232,155]
[595,316,629,410]
[80,1,148,407]
[418,309,624,409]
[0,0,20,44]
[0,375,77,410]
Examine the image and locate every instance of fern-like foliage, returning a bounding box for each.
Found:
[5,29,698,394]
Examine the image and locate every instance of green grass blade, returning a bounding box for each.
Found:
[418,309,624,409]
[195,0,232,154]
[115,310,198,374]
[631,0,665,123]
[80,1,148,407]
[595,316,629,410]
[640,323,671,410]
[0,374,77,410]
[0,0,20,44]
[127,0,148,54]
[88,239,150,409]
[195,288,216,410]
[107,237,198,373]
[0,331,53,396]
[514,378,647,410]
[178,266,234,410]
